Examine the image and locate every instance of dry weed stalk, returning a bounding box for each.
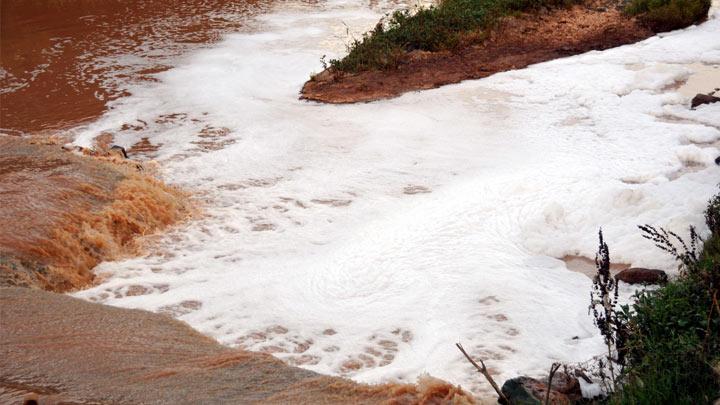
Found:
[455,343,508,403]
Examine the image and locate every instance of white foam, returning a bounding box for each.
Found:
[72,0,720,396]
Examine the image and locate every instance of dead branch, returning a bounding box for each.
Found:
[455,343,508,403]
[545,362,561,405]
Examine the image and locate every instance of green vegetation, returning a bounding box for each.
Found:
[607,189,720,403]
[327,0,577,73]
[325,0,712,74]
[625,0,711,31]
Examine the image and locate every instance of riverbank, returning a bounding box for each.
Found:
[300,0,703,103]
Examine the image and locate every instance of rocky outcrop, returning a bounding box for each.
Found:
[549,373,583,403]
[691,93,720,109]
[615,268,668,285]
[501,376,571,404]
[0,287,474,404]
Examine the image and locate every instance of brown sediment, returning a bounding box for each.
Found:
[300,1,654,104]
[0,286,476,404]
[562,254,630,278]
[0,0,268,135]
[0,136,191,292]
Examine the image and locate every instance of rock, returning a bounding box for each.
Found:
[550,373,582,402]
[109,144,128,158]
[691,93,720,109]
[501,376,570,404]
[615,268,668,285]
[715,155,720,166]
[23,394,39,405]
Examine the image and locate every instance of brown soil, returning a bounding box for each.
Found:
[0,287,475,404]
[562,255,630,278]
[300,1,654,104]
[1,0,268,135]
[0,137,191,292]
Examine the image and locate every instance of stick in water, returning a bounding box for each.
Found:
[545,362,561,405]
[455,343,508,403]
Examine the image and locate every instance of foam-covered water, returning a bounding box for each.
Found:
[72,0,720,395]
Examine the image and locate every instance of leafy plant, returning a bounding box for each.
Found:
[610,188,720,403]
[638,224,701,274]
[625,0,711,32]
[327,0,578,73]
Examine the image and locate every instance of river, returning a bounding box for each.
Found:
[4,0,719,397]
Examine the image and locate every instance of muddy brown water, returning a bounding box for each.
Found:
[0,137,191,291]
[0,287,474,404]
[1,0,269,135]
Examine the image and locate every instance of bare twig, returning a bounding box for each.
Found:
[455,343,508,403]
[545,363,561,405]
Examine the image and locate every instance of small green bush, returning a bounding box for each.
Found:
[329,0,577,72]
[610,189,720,404]
[706,191,720,235]
[614,278,720,404]
[625,0,711,32]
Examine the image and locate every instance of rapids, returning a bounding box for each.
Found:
[59,0,720,396]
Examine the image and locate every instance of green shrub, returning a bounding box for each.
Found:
[329,0,577,72]
[614,278,720,404]
[706,191,720,235]
[625,0,711,32]
[610,189,720,403]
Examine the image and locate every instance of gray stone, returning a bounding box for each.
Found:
[616,268,668,285]
[691,93,720,109]
[501,376,570,405]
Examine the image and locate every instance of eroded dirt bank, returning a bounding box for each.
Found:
[0,287,474,404]
[0,137,190,292]
[301,1,654,103]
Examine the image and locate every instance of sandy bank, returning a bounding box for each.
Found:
[0,137,191,292]
[301,0,655,103]
[0,287,474,404]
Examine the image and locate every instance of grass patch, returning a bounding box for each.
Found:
[328,0,578,73]
[625,0,711,31]
[610,190,720,403]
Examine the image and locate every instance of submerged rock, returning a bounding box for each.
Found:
[690,93,720,109]
[615,268,668,285]
[109,144,129,159]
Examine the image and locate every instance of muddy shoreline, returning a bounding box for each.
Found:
[301,1,655,103]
